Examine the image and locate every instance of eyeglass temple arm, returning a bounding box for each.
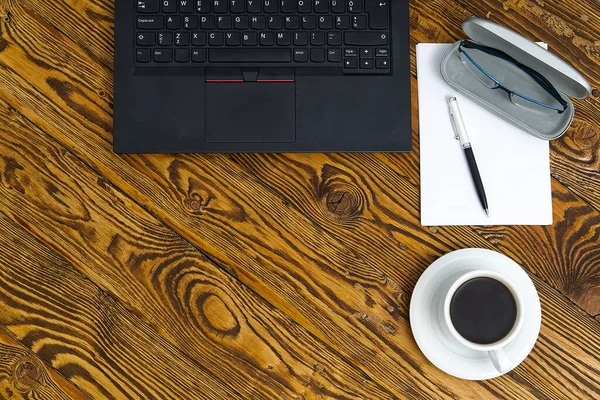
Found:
[459,40,567,110]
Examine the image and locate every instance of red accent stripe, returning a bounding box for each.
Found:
[206,79,244,83]
[256,79,295,83]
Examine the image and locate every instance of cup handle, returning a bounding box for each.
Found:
[488,348,510,374]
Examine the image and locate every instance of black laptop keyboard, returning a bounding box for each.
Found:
[135,0,391,74]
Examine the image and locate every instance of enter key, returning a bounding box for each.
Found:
[366,0,389,30]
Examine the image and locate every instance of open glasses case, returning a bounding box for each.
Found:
[441,18,592,140]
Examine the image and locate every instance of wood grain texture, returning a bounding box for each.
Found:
[0,11,553,397]
[0,101,393,399]
[0,0,598,398]
[0,328,88,400]
[0,213,242,400]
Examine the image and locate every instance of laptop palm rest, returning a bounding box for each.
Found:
[205,81,296,143]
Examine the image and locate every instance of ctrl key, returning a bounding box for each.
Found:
[153,49,172,63]
[136,48,151,62]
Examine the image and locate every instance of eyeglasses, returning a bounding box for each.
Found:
[458,40,567,114]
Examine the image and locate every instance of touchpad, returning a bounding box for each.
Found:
[206,83,295,143]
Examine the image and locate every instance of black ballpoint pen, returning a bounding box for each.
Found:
[447,97,490,217]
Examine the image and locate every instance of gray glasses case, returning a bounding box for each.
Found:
[441,18,592,140]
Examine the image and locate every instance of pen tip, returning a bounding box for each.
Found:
[485,209,490,218]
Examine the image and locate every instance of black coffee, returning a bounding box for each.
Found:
[450,277,517,345]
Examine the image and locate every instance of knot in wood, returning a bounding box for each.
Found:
[592,89,599,97]
[186,192,210,213]
[13,358,42,392]
[189,200,201,210]
[319,165,365,220]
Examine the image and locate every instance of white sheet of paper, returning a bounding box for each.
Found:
[417,43,553,226]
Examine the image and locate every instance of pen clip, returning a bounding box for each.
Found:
[449,112,460,140]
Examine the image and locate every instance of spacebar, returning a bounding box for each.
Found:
[209,49,291,63]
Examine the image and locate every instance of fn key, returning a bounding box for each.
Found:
[136,48,151,62]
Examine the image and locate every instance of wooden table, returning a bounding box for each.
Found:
[0,0,598,398]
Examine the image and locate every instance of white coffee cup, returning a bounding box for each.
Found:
[441,270,525,373]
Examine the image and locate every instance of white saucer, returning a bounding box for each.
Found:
[410,248,541,380]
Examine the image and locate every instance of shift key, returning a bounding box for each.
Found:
[345,32,388,46]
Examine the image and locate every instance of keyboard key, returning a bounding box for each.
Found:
[294,48,308,62]
[281,0,294,13]
[184,15,198,29]
[234,15,249,29]
[345,31,387,45]
[166,15,181,29]
[365,0,388,29]
[360,48,372,58]
[175,48,190,62]
[294,32,308,45]
[242,31,258,45]
[154,48,172,62]
[344,58,358,68]
[210,48,291,61]
[335,15,350,29]
[218,15,232,29]
[247,0,261,12]
[162,0,177,13]
[260,32,275,45]
[175,32,190,45]
[311,48,325,62]
[314,0,328,12]
[311,32,325,46]
[158,32,173,45]
[137,32,155,45]
[285,16,299,29]
[192,31,207,45]
[201,15,215,29]
[230,0,244,12]
[348,0,361,13]
[251,15,266,29]
[318,15,333,29]
[330,0,345,12]
[327,48,342,62]
[213,0,227,12]
[268,16,283,29]
[276,31,292,45]
[192,48,207,62]
[344,48,357,56]
[327,31,342,45]
[376,47,388,57]
[360,59,372,68]
[352,15,367,30]
[209,32,224,45]
[302,16,316,29]
[137,0,159,13]
[226,31,241,45]
[297,0,311,12]
[264,0,278,12]
[375,58,389,68]
[136,48,151,62]
[137,16,163,29]
[196,0,210,12]
[179,0,194,12]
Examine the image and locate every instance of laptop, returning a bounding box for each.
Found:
[114,0,411,153]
